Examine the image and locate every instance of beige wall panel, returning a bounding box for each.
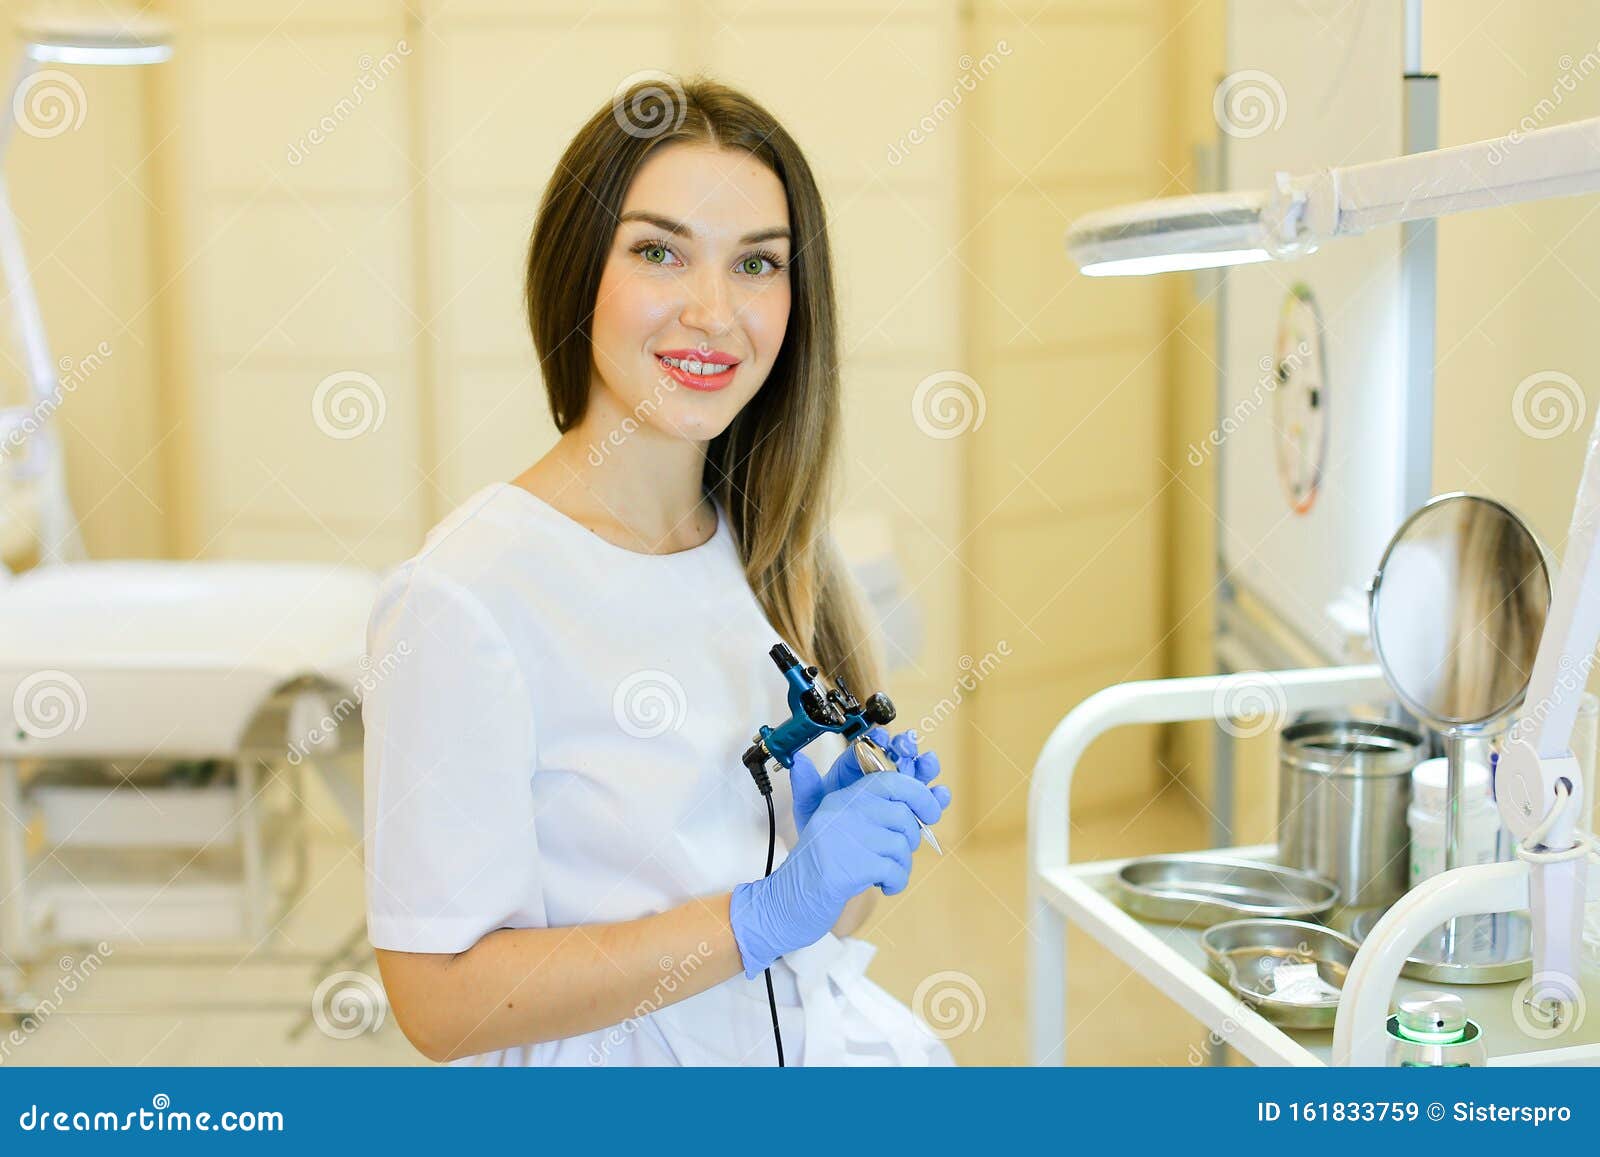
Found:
[970,184,1164,351]
[183,0,401,28]
[427,0,676,17]
[192,203,413,359]
[194,31,413,194]
[432,365,561,507]
[202,364,418,525]
[972,10,1162,186]
[971,505,1163,678]
[429,195,540,362]
[830,189,962,362]
[705,18,952,189]
[837,361,964,518]
[972,349,1162,519]
[429,23,681,196]
[973,648,1166,835]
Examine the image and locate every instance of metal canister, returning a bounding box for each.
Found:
[1277,719,1424,920]
[1386,992,1487,1066]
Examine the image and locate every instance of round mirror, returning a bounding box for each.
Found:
[1369,493,1551,732]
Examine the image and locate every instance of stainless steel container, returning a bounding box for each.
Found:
[1277,719,1424,918]
[1385,992,1487,1066]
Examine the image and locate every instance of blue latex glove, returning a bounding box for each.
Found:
[730,772,945,978]
[789,727,952,833]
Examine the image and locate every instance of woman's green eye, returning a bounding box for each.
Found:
[643,245,668,264]
[741,256,768,275]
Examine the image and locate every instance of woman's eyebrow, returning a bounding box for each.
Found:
[618,210,790,245]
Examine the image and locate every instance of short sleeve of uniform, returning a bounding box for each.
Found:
[362,564,546,953]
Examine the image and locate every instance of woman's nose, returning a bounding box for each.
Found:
[677,265,735,337]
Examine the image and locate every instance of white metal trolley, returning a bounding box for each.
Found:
[1027,665,1600,1067]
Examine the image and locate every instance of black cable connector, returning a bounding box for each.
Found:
[761,792,784,1067]
[741,740,785,1067]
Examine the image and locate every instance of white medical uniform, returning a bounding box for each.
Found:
[362,481,953,1067]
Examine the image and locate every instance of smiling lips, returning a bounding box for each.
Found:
[655,348,741,392]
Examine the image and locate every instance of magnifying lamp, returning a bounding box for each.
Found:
[1067,109,1600,1033]
[0,13,173,564]
[1066,116,1600,277]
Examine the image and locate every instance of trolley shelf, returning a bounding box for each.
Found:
[1039,843,1600,1066]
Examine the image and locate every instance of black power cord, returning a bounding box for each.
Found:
[742,746,786,1067]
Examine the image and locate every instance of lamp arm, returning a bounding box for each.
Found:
[1490,405,1600,1035]
[1323,115,1600,239]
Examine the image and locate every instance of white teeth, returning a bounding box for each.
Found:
[659,355,727,377]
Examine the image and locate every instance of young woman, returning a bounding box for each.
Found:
[362,77,953,1067]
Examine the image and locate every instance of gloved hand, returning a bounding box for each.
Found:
[789,727,952,833]
[730,771,945,978]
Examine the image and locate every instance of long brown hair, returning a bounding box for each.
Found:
[524,75,884,697]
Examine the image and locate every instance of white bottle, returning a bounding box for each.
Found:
[1408,756,1502,886]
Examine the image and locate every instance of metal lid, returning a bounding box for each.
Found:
[1281,719,1424,777]
[1396,991,1469,1041]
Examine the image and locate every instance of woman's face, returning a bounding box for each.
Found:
[588,142,793,444]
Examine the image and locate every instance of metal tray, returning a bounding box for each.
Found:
[1349,907,1532,985]
[1201,918,1359,1029]
[1115,855,1340,928]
